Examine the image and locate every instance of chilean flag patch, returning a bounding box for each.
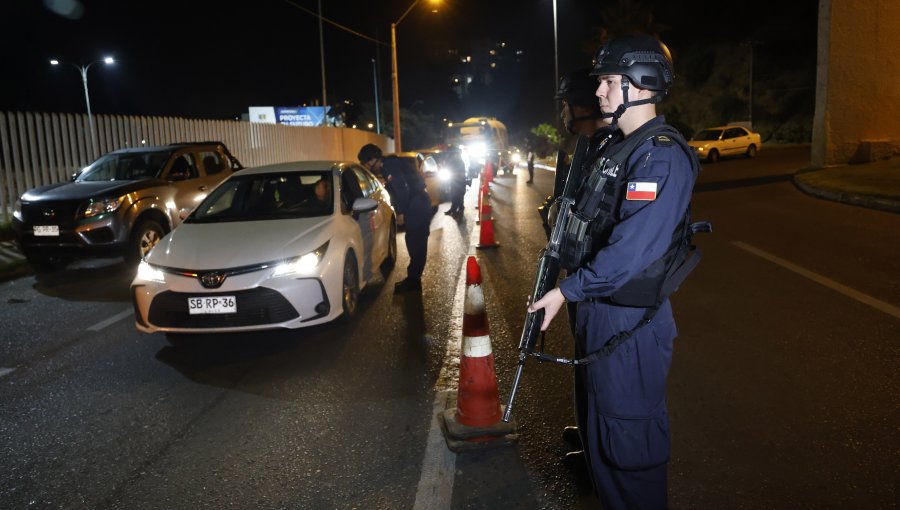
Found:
[626,181,658,201]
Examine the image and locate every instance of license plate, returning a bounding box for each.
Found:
[188,296,237,314]
[34,225,59,237]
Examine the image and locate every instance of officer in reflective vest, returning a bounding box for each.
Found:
[529,34,696,509]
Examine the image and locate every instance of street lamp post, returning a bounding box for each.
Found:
[50,56,114,158]
[390,0,438,152]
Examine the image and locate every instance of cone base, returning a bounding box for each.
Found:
[439,406,518,453]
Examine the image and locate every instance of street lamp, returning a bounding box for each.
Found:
[50,56,115,157]
[390,0,439,152]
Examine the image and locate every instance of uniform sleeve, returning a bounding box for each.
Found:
[559,140,694,302]
[388,175,411,214]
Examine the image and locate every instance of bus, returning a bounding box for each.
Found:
[445,117,511,177]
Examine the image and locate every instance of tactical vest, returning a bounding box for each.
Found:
[558,122,702,308]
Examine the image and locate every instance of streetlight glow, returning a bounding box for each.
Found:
[390,0,441,152]
[49,56,116,158]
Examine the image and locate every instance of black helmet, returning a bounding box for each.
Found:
[556,68,598,109]
[590,34,674,92]
[557,68,602,133]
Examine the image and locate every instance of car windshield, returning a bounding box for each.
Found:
[76,151,171,181]
[187,170,334,223]
[694,129,723,141]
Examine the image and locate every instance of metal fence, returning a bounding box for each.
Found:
[0,111,392,222]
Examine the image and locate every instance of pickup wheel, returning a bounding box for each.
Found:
[746,144,757,158]
[128,220,165,264]
[706,149,720,164]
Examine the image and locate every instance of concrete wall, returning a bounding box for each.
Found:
[812,0,900,167]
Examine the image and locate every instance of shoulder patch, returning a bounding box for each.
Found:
[652,135,675,147]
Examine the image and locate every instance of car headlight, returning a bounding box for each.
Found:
[438,168,451,181]
[469,142,487,158]
[272,241,330,278]
[511,153,521,163]
[136,261,166,283]
[80,196,123,219]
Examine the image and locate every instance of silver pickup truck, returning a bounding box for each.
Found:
[12,141,242,271]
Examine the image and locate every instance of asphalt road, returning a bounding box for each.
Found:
[1,145,897,509]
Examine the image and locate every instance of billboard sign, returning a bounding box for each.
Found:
[248,106,331,126]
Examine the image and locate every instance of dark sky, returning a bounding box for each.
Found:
[1,0,818,138]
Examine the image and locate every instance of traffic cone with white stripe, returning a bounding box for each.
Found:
[439,256,516,452]
[476,196,499,248]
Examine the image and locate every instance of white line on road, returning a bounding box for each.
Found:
[413,390,457,510]
[733,241,900,320]
[413,214,478,508]
[0,368,16,378]
[86,308,134,331]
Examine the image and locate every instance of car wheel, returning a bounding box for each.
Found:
[707,149,719,164]
[381,220,397,272]
[24,252,70,272]
[746,144,757,158]
[340,252,359,321]
[128,220,165,263]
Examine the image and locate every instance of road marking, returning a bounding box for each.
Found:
[86,308,134,331]
[0,368,16,378]
[413,221,475,509]
[733,241,900,320]
[413,390,456,510]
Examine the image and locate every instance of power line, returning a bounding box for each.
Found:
[282,0,388,46]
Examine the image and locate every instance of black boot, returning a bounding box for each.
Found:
[394,277,422,292]
[562,425,582,447]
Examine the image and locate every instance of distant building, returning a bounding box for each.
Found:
[812,0,900,165]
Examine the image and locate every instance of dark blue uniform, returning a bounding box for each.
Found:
[558,116,694,509]
[381,156,431,283]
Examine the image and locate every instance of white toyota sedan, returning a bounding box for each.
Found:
[131,161,397,336]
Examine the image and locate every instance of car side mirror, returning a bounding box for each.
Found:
[352,197,378,213]
[178,207,193,220]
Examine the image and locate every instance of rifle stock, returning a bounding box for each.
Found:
[503,136,590,423]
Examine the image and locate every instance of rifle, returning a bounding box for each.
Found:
[503,135,590,423]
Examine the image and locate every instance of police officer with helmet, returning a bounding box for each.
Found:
[529,34,700,508]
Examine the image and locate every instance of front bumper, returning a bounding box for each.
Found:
[132,269,334,334]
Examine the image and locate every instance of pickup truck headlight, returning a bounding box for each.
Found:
[80,196,123,219]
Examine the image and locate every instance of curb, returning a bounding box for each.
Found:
[0,240,30,283]
[792,177,900,215]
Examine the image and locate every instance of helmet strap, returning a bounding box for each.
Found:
[600,76,665,122]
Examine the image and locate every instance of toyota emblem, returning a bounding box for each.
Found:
[199,272,226,289]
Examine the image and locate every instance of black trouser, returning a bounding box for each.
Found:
[404,193,432,280]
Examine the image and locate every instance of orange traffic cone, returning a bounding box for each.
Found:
[484,161,494,184]
[476,201,499,248]
[456,257,500,426]
[439,257,516,452]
